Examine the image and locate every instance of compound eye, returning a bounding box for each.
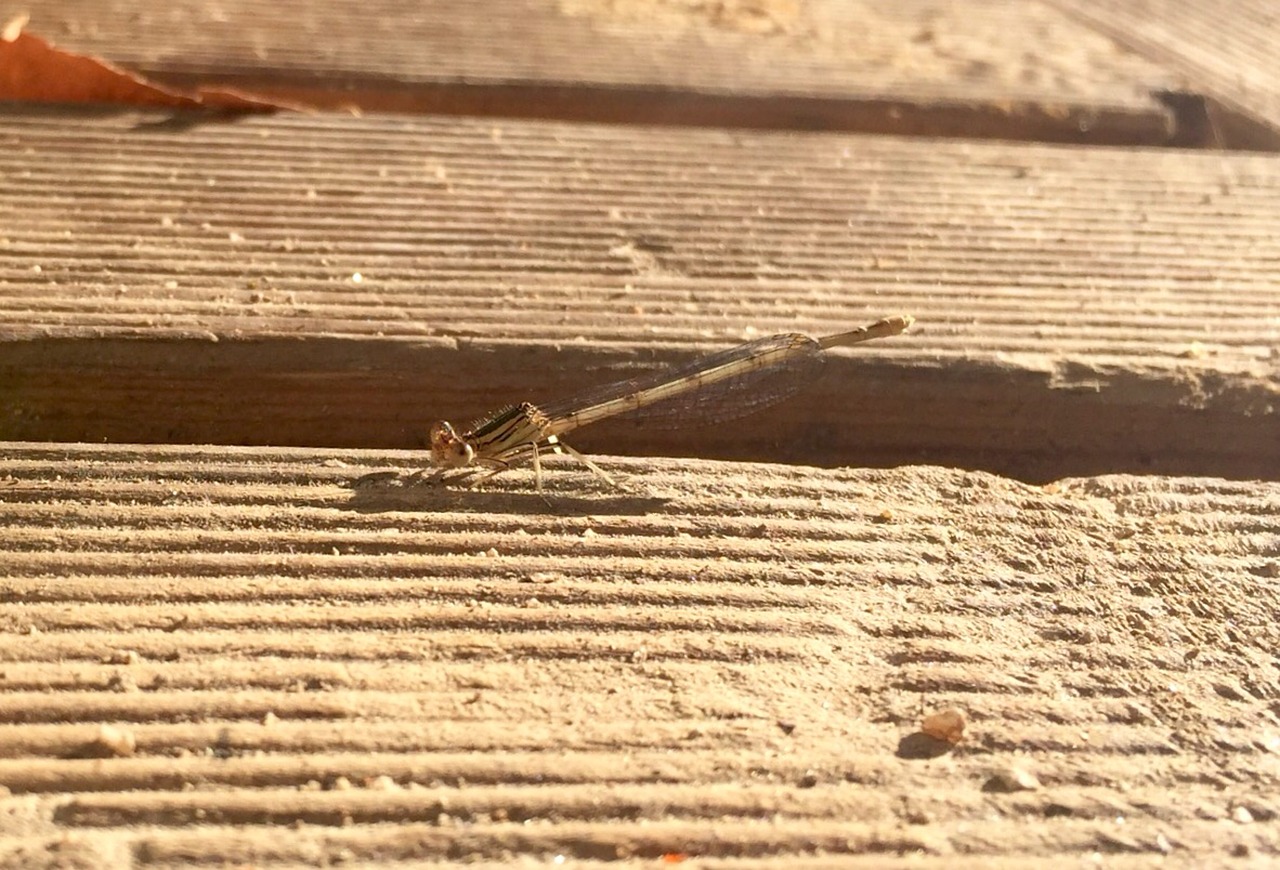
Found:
[428,421,475,468]
[428,421,455,447]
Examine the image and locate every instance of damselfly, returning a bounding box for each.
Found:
[426,314,913,491]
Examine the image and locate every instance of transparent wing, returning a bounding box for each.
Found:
[538,334,825,432]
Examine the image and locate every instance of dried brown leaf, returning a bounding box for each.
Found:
[0,15,293,111]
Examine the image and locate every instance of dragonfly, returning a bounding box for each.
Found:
[425,314,913,492]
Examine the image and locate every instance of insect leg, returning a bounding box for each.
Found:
[461,458,513,489]
[547,436,618,488]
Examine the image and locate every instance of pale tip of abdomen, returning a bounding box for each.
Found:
[818,313,914,349]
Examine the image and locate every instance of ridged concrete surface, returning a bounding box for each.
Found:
[1,443,1277,864]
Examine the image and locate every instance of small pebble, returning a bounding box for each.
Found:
[92,724,137,758]
[921,708,966,744]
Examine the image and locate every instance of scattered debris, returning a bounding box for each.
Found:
[86,724,137,758]
[983,767,1042,793]
[105,673,138,693]
[1179,341,1209,359]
